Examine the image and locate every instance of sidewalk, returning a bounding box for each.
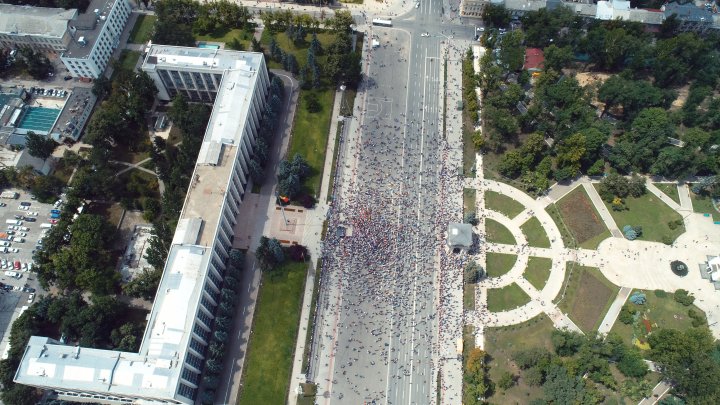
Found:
[582,182,623,238]
[597,286,632,335]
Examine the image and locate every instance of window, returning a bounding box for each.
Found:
[181,367,200,385]
[192,323,210,342]
[185,352,203,370]
[177,383,197,400]
[189,338,206,355]
[197,309,212,329]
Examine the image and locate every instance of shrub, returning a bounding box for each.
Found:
[299,193,315,209]
[618,304,636,325]
[674,289,695,306]
[654,289,667,298]
[497,371,516,390]
[464,211,479,226]
[668,220,678,230]
[287,244,308,262]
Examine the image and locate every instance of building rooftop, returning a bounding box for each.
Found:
[524,47,544,71]
[143,45,265,75]
[0,4,77,39]
[63,0,120,60]
[14,48,266,401]
[663,2,714,22]
[448,223,473,247]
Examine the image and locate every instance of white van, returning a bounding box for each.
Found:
[5,220,21,225]
[4,271,20,278]
[40,223,53,229]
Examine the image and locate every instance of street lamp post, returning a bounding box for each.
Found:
[276,191,290,226]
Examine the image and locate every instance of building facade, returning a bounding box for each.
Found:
[0,4,77,52]
[13,48,270,404]
[61,0,131,79]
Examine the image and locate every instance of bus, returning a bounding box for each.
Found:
[372,18,393,27]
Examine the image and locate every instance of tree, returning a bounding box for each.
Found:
[617,348,648,378]
[499,30,525,72]
[251,37,263,52]
[598,172,630,202]
[498,371,516,390]
[464,260,483,284]
[463,211,479,226]
[674,289,695,306]
[482,4,511,28]
[229,248,244,268]
[543,44,573,71]
[555,132,587,178]
[92,75,112,98]
[326,10,353,34]
[20,47,52,79]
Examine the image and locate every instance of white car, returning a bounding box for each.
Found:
[17,206,29,211]
[415,2,419,8]
[6,226,18,231]
[0,242,9,247]
[11,237,23,243]
[19,227,29,232]
[17,232,26,237]
[8,248,19,253]
[22,263,28,271]
[27,293,34,303]
[27,212,38,216]
[421,32,429,37]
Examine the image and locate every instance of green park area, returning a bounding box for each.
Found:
[484,315,555,403]
[195,28,253,49]
[520,217,550,248]
[128,14,156,44]
[463,188,476,216]
[610,289,708,349]
[523,257,552,291]
[556,263,619,333]
[546,186,610,249]
[654,183,681,206]
[485,252,517,278]
[485,218,515,245]
[115,50,141,76]
[484,190,525,219]
[690,190,720,222]
[238,261,307,405]
[595,185,685,244]
[487,283,531,312]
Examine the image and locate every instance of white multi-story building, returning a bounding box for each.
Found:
[61,0,131,79]
[0,4,78,52]
[13,47,270,404]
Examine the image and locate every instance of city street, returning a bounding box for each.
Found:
[309,0,475,403]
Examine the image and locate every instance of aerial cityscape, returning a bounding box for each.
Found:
[0,0,720,404]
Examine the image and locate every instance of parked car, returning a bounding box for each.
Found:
[27,293,34,303]
[14,261,20,270]
[19,202,31,207]
[27,212,38,216]
[4,271,19,278]
[25,218,36,222]
[17,232,26,237]
[8,248,19,253]
[0,242,9,247]
[17,206,28,211]
[18,227,28,231]
[50,209,61,215]
[0,203,6,207]
[49,220,58,224]
[63,76,72,81]
[13,215,22,220]
[11,237,24,243]
[6,226,18,231]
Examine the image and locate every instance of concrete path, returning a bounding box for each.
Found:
[678,183,694,211]
[646,181,682,211]
[638,380,672,405]
[582,182,623,238]
[597,286,632,335]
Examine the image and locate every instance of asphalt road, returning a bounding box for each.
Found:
[312,1,477,404]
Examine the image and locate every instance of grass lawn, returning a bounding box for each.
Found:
[609,289,709,349]
[238,261,308,405]
[463,188,476,216]
[195,28,253,48]
[550,186,610,250]
[484,190,525,219]
[654,183,681,206]
[557,262,619,334]
[52,160,75,185]
[595,185,685,244]
[464,283,475,311]
[114,50,141,77]
[289,88,335,195]
[520,216,551,248]
[487,283,531,312]
[485,315,555,404]
[128,14,156,44]
[486,252,517,278]
[261,31,337,70]
[523,257,552,291]
[111,136,151,164]
[339,88,357,117]
[690,190,720,222]
[485,218,515,245]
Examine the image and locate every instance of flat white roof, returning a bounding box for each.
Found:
[0,4,77,38]
[15,47,266,402]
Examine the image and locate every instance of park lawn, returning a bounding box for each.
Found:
[609,289,708,348]
[463,188,476,216]
[289,88,335,195]
[484,315,555,404]
[260,30,337,70]
[523,256,552,291]
[557,262,619,334]
[485,218,515,245]
[484,190,525,219]
[654,183,681,206]
[487,283,531,312]
[464,283,475,311]
[486,252,517,278]
[595,185,685,244]
[238,261,307,405]
[195,28,253,48]
[690,190,720,222]
[552,186,610,250]
[128,14,156,44]
[520,216,551,248]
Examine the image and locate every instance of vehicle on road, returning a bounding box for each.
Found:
[27,212,38,216]
[49,219,58,224]
[17,232,26,237]
[421,32,430,37]
[8,248,19,253]
[50,209,61,215]
[7,226,18,231]
[18,227,28,231]
[40,223,53,229]
[17,206,28,211]
[372,18,393,27]
[4,271,20,278]
[0,242,10,247]
[415,2,419,8]
[0,203,6,207]
[5,220,21,225]
[11,237,23,243]
[19,202,31,207]
[64,76,72,81]
[14,261,20,270]
[25,218,36,222]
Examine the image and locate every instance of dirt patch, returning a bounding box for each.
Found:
[556,188,606,245]
[564,266,616,333]
[670,84,690,110]
[575,71,611,88]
